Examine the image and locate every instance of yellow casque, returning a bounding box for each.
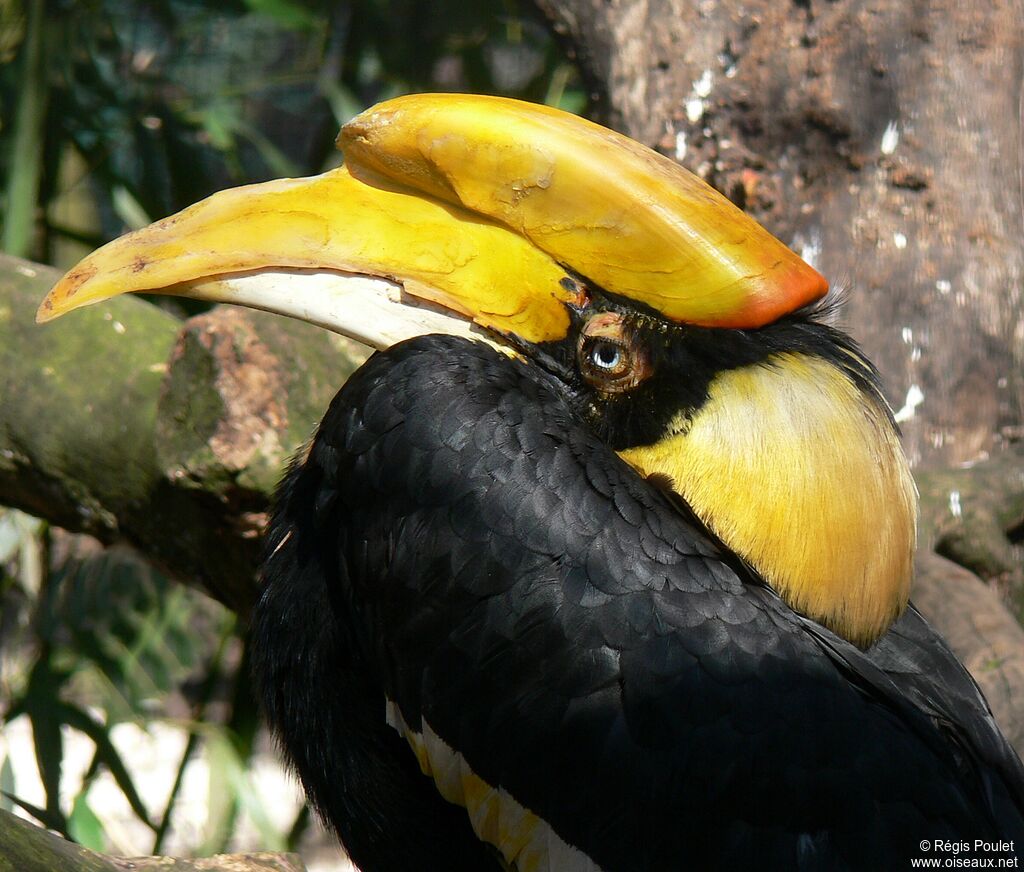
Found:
[40,94,826,339]
[341,94,827,328]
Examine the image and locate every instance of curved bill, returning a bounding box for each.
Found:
[341,94,828,328]
[39,94,826,345]
[38,166,582,348]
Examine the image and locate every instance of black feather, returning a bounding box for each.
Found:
[253,334,1024,871]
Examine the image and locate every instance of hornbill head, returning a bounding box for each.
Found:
[39,93,916,648]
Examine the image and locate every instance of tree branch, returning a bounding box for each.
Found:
[0,807,305,872]
[0,253,365,614]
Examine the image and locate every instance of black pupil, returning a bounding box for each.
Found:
[593,342,622,369]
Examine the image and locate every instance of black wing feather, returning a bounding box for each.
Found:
[256,334,1024,871]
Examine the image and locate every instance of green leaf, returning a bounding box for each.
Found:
[286,803,310,852]
[202,729,286,854]
[198,729,237,855]
[317,79,366,130]
[544,63,586,114]
[0,756,15,813]
[243,0,318,30]
[111,186,151,232]
[68,792,106,851]
[195,103,240,153]
[57,702,155,832]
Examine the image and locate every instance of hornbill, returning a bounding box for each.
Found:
[39,95,1024,870]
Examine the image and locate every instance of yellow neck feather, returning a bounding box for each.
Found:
[619,354,917,647]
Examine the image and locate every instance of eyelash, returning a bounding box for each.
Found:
[576,313,653,394]
[578,337,644,393]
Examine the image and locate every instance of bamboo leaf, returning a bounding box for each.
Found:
[199,730,237,855]
[67,792,106,851]
[243,0,318,30]
[1,0,50,258]
[56,702,155,833]
[0,756,14,813]
[206,730,286,853]
[2,791,68,837]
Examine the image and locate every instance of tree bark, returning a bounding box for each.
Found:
[0,253,365,614]
[537,0,1024,469]
[0,808,305,872]
[913,551,1024,753]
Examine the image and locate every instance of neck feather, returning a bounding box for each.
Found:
[619,353,917,647]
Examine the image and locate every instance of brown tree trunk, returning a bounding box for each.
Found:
[537,0,1024,468]
[533,0,1024,746]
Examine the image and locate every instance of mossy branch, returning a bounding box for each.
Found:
[0,253,365,615]
[0,807,305,872]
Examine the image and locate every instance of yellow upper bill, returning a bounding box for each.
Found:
[39,93,826,338]
[37,165,583,344]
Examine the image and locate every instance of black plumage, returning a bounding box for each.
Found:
[252,333,1024,871]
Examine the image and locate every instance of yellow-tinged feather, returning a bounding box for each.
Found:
[384,702,601,871]
[620,354,917,647]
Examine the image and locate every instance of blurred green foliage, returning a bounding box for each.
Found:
[0,0,582,268]
[0,0,580,859]
[0,512,260,855]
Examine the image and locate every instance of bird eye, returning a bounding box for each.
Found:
[577,313,652,393]
[589,340,625,372]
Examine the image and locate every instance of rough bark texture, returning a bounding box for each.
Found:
[0,253,366,614]
[0,808,305,872]
[906,444,1024,750]
[913,551,1024,753]
[917,445,1024,607]
[537,0,1024,469]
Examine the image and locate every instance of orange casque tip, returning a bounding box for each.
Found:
[39,94,827,336]
[339,93,828,329]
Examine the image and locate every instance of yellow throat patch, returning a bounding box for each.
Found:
[619,353,917,648]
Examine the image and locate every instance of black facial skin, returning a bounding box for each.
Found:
[518,284,887,453]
